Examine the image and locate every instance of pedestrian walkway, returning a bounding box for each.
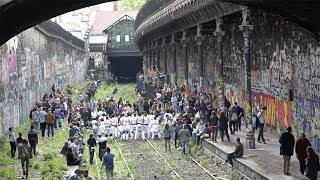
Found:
[204,128,320,180]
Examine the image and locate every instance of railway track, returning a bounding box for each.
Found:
[147,139,218,180]
[109,127,247,179]
[115,139,135,180]
[117,139,177,179]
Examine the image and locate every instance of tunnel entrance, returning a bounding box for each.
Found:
[108,56,142,82]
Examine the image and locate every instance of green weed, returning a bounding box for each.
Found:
[0,167,16,180]
[228,170,240,180]
[30,160,40,169]
[43,153,54,161]
[160,166,171,175]
[211,158,221,167]
[172,175,180,180]
[199,159,210,167]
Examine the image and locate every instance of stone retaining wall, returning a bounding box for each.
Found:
[0,21,87,134]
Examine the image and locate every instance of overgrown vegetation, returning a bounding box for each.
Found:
[94,83,138,104]
[189,141,203,156]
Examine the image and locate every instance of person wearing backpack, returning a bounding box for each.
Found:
[19,139,31,179]
[251,108,258,134]
[6,127,16,158]
[257,106,267,144]
[45,108,55,137]
[54,106,64,130]
[234,102,243,131]
[30,106,40,131]
[229,106,238,135]
[28,125,38,157]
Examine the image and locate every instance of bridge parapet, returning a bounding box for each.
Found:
[134,0,244,50]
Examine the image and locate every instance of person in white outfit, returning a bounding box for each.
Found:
[171,93,178,111]
[145,115,152,139]
[98,115,107,136]
[110,116,119,138]
[135,114,146,140]
[150,116,161,139]
[120,114,130,140]
[104,117,111,136]
[91,118,99,138]
[130,114,137,139]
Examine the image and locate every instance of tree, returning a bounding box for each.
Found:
[117,0,146,11]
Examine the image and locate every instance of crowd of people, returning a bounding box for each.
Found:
[5,78,320,179]
[5,83,97,179]
[135,75,319,179]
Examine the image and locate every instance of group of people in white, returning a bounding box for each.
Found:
[90,111,162,141]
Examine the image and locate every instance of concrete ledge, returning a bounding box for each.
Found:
[203,139,270,180]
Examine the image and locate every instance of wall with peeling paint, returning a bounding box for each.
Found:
[0,24,87,135]
[154,11,320,151]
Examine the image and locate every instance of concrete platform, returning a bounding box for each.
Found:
[203,129,320,180]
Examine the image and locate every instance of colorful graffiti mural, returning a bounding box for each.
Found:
[295,98,320,152]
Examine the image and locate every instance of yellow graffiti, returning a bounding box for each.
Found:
[284,102,289,127]
[264,96,277,126]
[246,104,251,111]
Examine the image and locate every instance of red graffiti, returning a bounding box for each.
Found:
[278,101,292,128]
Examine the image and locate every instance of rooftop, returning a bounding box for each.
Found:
[91,10,137,34]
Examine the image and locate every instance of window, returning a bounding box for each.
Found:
[116,35,120,42]
[125,35,130,42]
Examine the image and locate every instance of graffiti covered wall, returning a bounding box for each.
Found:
[0,21,87,135]
[163,11,320,151]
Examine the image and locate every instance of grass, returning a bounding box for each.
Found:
[228,170,240,180]
[172,175,180,180]
[211,157,221,167]
[199,159,210,167]
[94,83,138,104]
[64,80,90,104]
[160,166,172,175]
[168,160,177,168]
[189,141,203,156]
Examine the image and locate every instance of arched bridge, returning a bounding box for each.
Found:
[0,0,113,45]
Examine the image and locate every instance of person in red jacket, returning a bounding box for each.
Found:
[295,133,311,175]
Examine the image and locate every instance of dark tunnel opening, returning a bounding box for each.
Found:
[108,56,143,83]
